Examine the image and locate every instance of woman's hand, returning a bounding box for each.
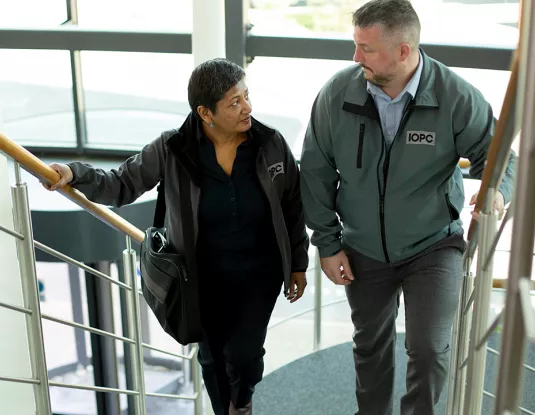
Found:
[41,163,74,191]
[287,272,307,303]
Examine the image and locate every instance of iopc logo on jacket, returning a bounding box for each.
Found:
[268,162,284,180]
[406,131,436,146]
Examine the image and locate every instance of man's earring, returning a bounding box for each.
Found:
[210,122,214,128]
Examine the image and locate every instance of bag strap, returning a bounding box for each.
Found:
[178,170,195,254]
[153,175,194,233]
[153,182,167,228]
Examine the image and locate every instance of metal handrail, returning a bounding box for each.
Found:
[0,223,24,240]
[487,347,535,375]
[41,313,136,344]
[0,375,41,385]
[142,343,197,361]
[0,300,32,315]
[48,381,141,396]
[34,240,132,291]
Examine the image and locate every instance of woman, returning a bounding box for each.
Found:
[44,58,309,415]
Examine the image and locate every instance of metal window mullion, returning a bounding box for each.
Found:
[65,0,88,154]
[70,50,88,154]
[225,0,247,67]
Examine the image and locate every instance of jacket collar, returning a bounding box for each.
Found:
[164,112,276,184]
[165,112,275,155]
[342,48,438,119]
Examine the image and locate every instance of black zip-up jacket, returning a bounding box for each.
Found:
[68,113,309,291]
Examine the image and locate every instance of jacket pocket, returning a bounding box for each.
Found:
[357,124,365,169]
[445,193,460,221]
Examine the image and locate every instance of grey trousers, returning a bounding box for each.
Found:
[344,234,465,415]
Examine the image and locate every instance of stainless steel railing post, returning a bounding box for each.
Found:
[463,189,497,414]
[191,346,203,415]
[11,161,52,414]
[313,248,322,351]
[123,236,147,415]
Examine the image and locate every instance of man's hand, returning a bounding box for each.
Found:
[41,163,74,191]
[320,250,354,285]
[469,191,505,221]
[287,272,307,303]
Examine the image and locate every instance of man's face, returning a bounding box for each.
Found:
[353,25,400,86]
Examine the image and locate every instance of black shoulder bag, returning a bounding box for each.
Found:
[139,176,203,345]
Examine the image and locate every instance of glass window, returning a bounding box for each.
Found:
[451,67,520,153]
[81,51,193,150]
[249,0,519,47]
[246,57,353,157]
[246,57,514,156]
[0,0,67,27]
[77,0,193,32]
[0,50,76,147]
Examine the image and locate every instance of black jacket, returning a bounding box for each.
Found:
[68,113,310,290]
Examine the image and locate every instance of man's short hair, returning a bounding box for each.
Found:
[188,58,246,120]
[352,0,421,49]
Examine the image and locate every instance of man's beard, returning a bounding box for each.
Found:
[362,64,396,86]
[370,73,395,86]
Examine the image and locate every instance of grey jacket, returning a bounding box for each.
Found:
[300,50,516,263]
[68,114,309,290]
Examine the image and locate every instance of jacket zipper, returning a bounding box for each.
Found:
[255,148,288,286]
[357,124,365,168]
[377,106,414,263]
[376,126,389,263]
[159,257,188,282]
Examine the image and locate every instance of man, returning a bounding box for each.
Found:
[299,0,516,414]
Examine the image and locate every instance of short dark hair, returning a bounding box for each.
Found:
[188,58,246,120]
[352,0,421,48]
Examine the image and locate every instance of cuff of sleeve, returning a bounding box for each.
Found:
[498,184,511,205]
[318,240,343,258]
[291,268,308,273]
[67,162,79,185]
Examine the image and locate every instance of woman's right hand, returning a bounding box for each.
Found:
[41,163,74,191]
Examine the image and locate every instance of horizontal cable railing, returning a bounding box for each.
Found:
[0,132,202,415]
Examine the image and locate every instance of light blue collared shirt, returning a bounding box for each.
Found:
[366,51,423,148]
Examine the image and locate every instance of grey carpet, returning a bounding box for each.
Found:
[255,333,535,415]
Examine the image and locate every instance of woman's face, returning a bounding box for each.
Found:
[202,79,252,135]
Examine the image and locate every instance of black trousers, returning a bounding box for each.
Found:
[197,266,283,415]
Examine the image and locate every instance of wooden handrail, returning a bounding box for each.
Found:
[466,0,524,290]
[466,55,519,243]
[467,0,525,245]
[458,159,470,169]
[467,0,523,245]
[0,133,145,243]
